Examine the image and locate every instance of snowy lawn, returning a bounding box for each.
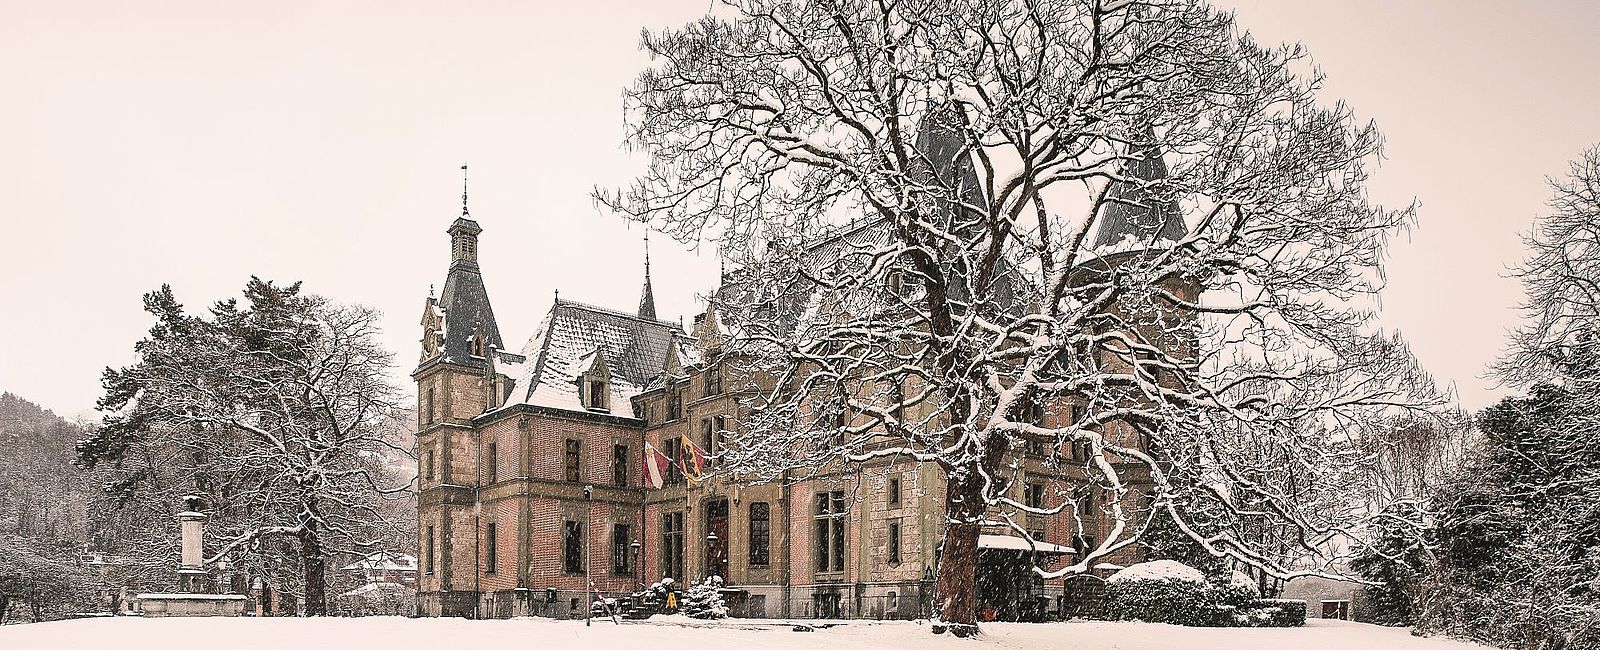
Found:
[0,615,1491,650]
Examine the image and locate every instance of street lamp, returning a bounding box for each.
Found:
[706,531,719,580]
[584,484,593,627]
[630,540,642,591]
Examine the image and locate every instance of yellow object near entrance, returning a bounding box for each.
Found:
[665,592,678,609]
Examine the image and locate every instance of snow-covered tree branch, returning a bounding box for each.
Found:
[78,279,411,616]
[600,0,1435,632]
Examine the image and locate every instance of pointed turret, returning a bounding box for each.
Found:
[912,105,986,222]
[638,233,658,320]
[421,167,502,370]
[1090,128,1186,249]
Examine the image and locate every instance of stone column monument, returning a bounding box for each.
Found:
[176,495,210,593]
[134,495,246,617]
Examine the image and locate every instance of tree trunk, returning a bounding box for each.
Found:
[934,473,984,637]
[933,401,1010,637]
[299,528,327,616]
[0,593,10,624]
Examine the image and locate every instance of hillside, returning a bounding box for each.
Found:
[0,392,101,623]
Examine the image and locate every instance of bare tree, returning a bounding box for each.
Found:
[601,0,1427,632]
[79,279,411,616]
[1503,145,1600,387]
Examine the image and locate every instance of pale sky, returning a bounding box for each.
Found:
[3,1,1597,418]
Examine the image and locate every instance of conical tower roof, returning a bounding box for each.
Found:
[1091,129,1186,248]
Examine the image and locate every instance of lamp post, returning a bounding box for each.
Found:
[706,531,719,580]
[630,540,642,591]
[584,484,593,627]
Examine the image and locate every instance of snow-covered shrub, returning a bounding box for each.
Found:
[1231,598,1306,627]
[1215,570,1262,607]
[679,576,728,619]
[1105,560,1220,626]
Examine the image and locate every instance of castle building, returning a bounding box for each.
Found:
[415,134,1187,620]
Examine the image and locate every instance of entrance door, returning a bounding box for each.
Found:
[705,498,729,580]
[814,592,841,619]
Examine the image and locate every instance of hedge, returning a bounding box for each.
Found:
[1229,598,1307,627]
[1105,562,1219,627]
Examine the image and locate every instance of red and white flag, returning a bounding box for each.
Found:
[642,440,668,489]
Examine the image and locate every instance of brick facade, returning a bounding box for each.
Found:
[413,220,1174,621]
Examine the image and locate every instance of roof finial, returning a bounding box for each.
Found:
[638,231,658,320]
[460,164,470,216]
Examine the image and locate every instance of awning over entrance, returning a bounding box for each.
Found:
[976,534,1075,555]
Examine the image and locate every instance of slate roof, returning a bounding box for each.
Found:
[711,111,1023,337]
[435,257,502,368]
[910,105,986,222]
[1090,132,1187,249]
[498,298,694,414]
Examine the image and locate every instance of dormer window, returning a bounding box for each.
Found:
[577,349,612,412]
[705,363,721,397]
[667,384,683,420]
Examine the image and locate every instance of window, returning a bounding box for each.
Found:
[486,442,498,484]
[748,502,771,568]
[425,387,435,424]
[564,439,582,483]
[714,416,728,467]
[702,417,727,470]
[663,437,684,486]
[666,385,682,420]
[485,522,498,574]
[661,511,685,580]
[814,491,847,573]
[1015,391,1044,425]
[612,444,629,487]
[563,520,584,574]
[888,520,902,565]
[589,380,606,410]
[424,448,435,480]
[1072,534,1097,558]
[425,526,435,575]
[1025,482,1046,509]
[892,380,906,420]
[1029,528,1047,543]
[705,363,721,396]
[613,523,632,575]
[888,478,901,506]
[702,419,715,469]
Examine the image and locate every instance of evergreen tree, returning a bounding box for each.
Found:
[78,278,409,616]
[1349,502,1430,626]
[679,576,728,619]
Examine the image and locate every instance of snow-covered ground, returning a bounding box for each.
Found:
[0,615,1490,650]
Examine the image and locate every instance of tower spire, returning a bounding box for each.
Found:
[460,164,470,216]
[638,231,658,320]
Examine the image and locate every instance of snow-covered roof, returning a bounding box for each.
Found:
[977,534,1075,555]
[339,552,417,572]
[496,298,694,415]
[339,582,413,598]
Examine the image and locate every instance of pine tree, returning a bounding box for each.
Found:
[679,576,728,619]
